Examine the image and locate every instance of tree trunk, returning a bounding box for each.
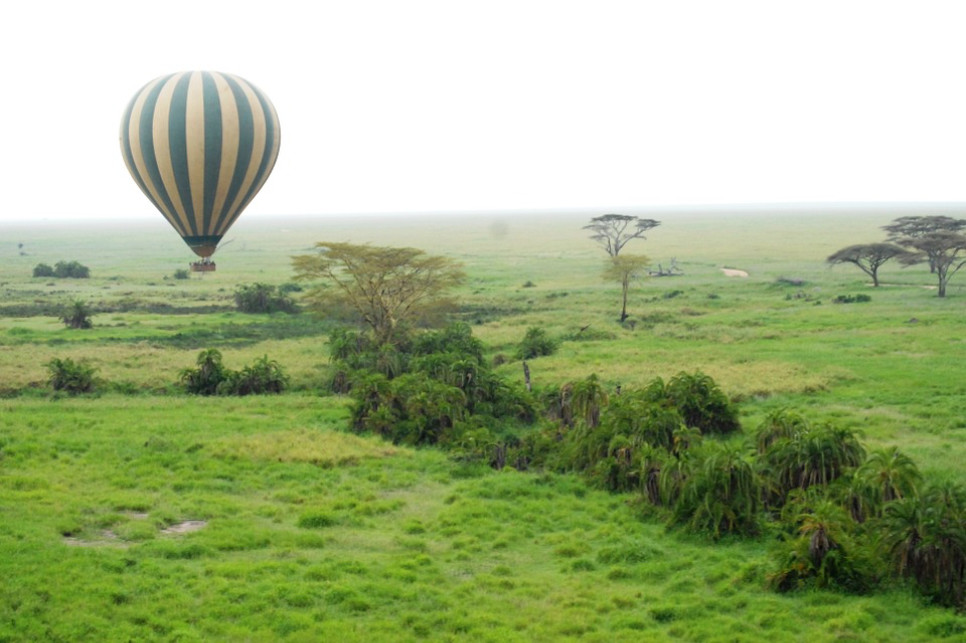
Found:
[619,279,629,322]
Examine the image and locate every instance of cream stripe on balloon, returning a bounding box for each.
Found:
[185,71,207,236]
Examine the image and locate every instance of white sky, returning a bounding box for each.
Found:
[2,0,965,223]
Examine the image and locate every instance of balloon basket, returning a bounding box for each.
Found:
[191,261,216,273]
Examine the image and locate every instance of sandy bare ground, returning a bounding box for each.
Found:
[161,520,208,535]
[63,518,207,546]
[721,268,749,277]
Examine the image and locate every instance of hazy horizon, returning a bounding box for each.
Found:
[4,200,965,227]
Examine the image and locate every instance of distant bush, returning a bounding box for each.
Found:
[32,263,55,277]
[53,261,90,278]
[47,358,98,394]
[832,294,871,304]
[60,300,93,329]
[234,283,299,314]
[278,282,304,294]
[172,269,190,280]
[221,356,289,395]
[180,349,228,395]
[516,327,558,360]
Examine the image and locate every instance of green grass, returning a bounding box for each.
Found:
[0,395,959,641]
[3,209,966,640]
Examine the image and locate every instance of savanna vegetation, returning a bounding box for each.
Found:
[2,208,966,641]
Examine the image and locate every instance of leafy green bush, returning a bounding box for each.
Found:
[172,269,190,280]
[234,283,299,314]
[46,358,98,394]
[516,326,558,360]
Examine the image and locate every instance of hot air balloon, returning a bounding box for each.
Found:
[120,71,280,271]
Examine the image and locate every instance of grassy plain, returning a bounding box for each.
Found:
[2,206,966,640]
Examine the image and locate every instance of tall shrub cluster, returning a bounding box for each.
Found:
[325,321,966,609]
[333,323,536,448]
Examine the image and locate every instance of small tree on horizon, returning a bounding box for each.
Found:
[826,243,912,287]
[584,214,660,257]
[603,254,650,322]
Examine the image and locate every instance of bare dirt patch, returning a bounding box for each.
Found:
[63,530,128,548]
[161,520,208,535]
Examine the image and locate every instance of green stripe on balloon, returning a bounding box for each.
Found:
[167,73,195,236]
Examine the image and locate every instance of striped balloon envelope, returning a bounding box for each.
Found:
[120,71,281,266]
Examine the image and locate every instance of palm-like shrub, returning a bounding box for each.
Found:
[180,349,229,395]
[222,356,289,395]
[669,442,761,538]
[768,495,876,593]
[860,447,922,504]
[46,358,98,394]
[760,422,865,507]
[645,371,740,435]
[755,408,810,454]
[881,480,966,607]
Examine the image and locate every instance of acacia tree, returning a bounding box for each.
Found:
[603,254,650,322]
[584,214,660,257]
[898,231,966,297]
[292,242,465,345]
[883,216,966,273]
[826,243,912,287]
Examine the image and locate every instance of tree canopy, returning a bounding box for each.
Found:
[292,242,465,345]
[826,243,912,287]
[584,214,660,257]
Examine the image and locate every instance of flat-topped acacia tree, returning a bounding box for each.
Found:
[826,243,912,287]
[584,214,660,257]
